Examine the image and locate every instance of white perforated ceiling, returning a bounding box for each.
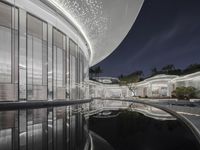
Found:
[45,0,144,66]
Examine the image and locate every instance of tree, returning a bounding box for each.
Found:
[119,70,143,97]
[183,63,200,74]
[98,66,103,77]
[151,67,158,76]
[94,66,103,78]
[131,70,143,77]
[173,86,198,100]
[89,68,95,78]
[126,76,140,97]
[93,67,97,77]
[162,64,175,73]
[119,74,124,79]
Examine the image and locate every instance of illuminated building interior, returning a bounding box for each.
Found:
[135,72,200,98]
[0,0,143,149]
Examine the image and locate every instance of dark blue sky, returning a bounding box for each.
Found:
[94,0,200,77]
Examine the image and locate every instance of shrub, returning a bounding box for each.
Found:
[173,86,197,100]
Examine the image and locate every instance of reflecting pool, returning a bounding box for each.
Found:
[89,109,200,150]
[0,100,200,150]
[0,104,91,150]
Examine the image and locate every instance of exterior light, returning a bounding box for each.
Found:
[47,0,93,62]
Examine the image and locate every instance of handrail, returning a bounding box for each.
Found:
[0,99,92,111]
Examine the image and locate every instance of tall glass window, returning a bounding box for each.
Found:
[27,14,47,100]
[19,9,27,100]
[0,2,18,101]
[53,28,66,100]
[48,25,53,100]
[69,39,78,99]
[65,38,70,99]
[83,53,89,99]
[79,49,85,99]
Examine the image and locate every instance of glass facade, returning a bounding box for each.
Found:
[0,2,18,101]
[27,14,48,100]
[0,1,89,101]
[0,2,91,149]
[0,2,89,150]
[69,39,78,100]
[53,29,66,100]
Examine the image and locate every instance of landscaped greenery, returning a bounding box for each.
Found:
[119,70,143,85]
[118,71,143,96]
[89,66,103,78]
[172,86,199,100]
[150,63,200,76]
[118,63,200,80]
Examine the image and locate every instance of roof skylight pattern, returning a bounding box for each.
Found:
[56,0,109,40]
[44,0,144,65]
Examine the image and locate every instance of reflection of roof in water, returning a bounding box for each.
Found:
[91,77,120,84]
[93,110,121,118]
[130,103,176,120]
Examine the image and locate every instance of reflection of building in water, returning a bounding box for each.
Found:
[0,0,143,149]
[129,103,176,120]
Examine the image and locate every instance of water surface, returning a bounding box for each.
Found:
[89,109,200,150]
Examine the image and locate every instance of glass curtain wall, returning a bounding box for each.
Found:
[48,25,53,100]
[0,2,18,101]
[27,14,47,100]
[19,8,27,100]
[0,2,88,102]
[69,39,79,100]
[79,49,85,99]
[0,1,91,150]
[53,28,66,100]
[66,38,70,99]
[84,56,90,99]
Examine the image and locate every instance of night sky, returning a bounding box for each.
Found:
[93,0,200,77]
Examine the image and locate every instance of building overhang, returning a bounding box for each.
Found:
[40,0,144,66]
[136,74,178,87]
[172,71,200,82]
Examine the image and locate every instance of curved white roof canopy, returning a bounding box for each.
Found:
[43,0,144,66]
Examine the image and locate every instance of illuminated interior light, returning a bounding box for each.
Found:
[47,0,93,63]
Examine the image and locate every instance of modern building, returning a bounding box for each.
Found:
[0,0,144,150]
[134,72,200,98]
[87,72,200,99]
[88,77,131,98]
[135,74,178,98]
[172,71,200,90]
